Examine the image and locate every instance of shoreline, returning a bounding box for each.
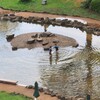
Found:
[0,79,58,100]
[0,7,100,27]
[0,80,85,100]
[0,83,58,100]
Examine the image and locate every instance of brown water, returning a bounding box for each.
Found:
[0,20,100,100]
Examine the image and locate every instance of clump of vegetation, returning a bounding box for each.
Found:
[20,0,31,2]
[82,0,92,8]
[82,0,100,13]
[90,0,100,13]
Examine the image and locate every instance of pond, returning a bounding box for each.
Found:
[0,20,100,100]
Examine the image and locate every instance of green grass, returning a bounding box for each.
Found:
[0,0,100,20]
[0,91,31,100]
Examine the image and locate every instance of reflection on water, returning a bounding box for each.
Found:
[49,51,59,65]
[0,21,100,100]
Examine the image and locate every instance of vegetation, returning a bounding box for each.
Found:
[82,0,100,13]
[0,0,100,20]
[20,0,31,3]
[90,0,100,13]
[0,91,31,100]
[82,0,92,8]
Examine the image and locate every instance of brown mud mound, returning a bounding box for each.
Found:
[10,32,78,50]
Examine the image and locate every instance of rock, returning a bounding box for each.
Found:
[28,16,34,20]
[10,19,17,22]
[60,96,66,100]
[61,21,66,26]
[12,16,21,22]
[9,14,15,16]
[56,19,62,23]
[44,91,50,95]
[43,45,49,50]
[49,33,55,37]
[31,34,38,38]
[9,16,17,21]
[49,89,53,93]
[12,47,18,51]
[72,43,79,47]
[2,16,10,21]
[43,87,48,91]
[37,20,42,24]
[42,40,49,46]
[25,85,34,89]
[40,32,48,37]
[93,31,100,36]
[56,94,62,99]
[36,37,43,42]
[32,17,39,22]
[47,32,55,37]
[27,38,35,44]
[44,88,51,95]
[50,93,56,97]
[40,32,54,37]
[3,14,8,17]
[55,22,61,26]
[77,98,84,100]
[17,16,23,22]
[71,96,77,100]
[53,39,59,43]
[39,87,44,92]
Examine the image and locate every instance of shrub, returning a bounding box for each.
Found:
[81,0,92,8]
[20,0,31,2]
[90,0,100,13]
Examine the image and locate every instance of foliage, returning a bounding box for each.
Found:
[81,0,92,8]
[90,0,100,13]
[20,0,31,2]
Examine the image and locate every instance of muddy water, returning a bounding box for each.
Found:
[0,20,100,100]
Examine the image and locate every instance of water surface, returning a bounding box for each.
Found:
[0,20,100,99]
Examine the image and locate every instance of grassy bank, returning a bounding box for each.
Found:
[0,91,31,100]
[0,0,100,20]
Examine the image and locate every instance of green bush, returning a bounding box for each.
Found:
[20,0,31,2]
[81,0,92,8]
[90,0,100,13]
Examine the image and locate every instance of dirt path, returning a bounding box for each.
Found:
[0,83,58,100]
